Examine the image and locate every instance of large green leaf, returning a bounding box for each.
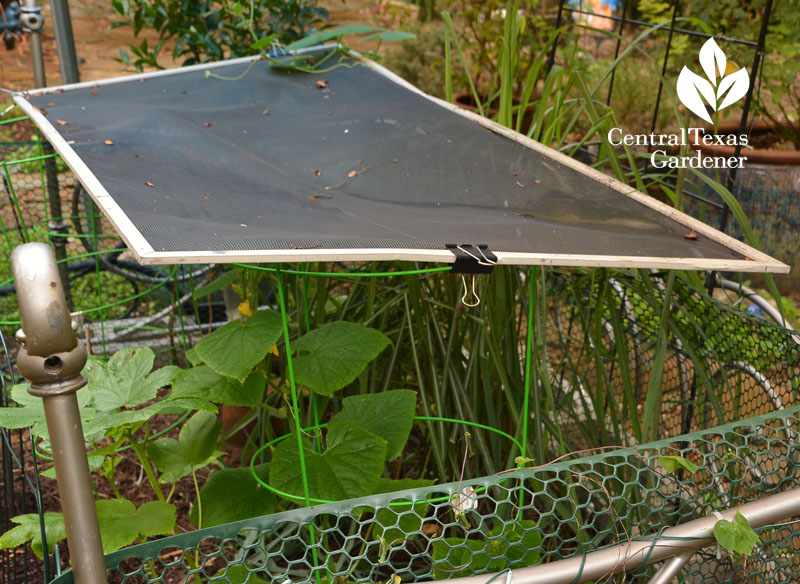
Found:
[293,322,391,396]
[147,411,222,483]
[269,420,387,502]
[0,373,205,443]
[81,398,216,442]
[0,401,45,430]
[0,500,175,558]
[332,390,416,459]
[432,520,542,578]
[170,366,265,407]
[86,347,180,411]
[5,384,42,408]
[185,346,202,366]
[0,384,94,440]
[194,310,283,382]
[0,512,66,558]
[96,499,176,553]
[190,464,276,528]
[714,511,760,556]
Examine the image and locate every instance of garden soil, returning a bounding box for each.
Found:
[0,0,392,90]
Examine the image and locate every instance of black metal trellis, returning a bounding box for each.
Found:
[547,0,775,235]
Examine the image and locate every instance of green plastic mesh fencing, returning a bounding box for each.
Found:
[41,406,800,584]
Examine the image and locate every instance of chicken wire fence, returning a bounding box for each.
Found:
[1,137,81,252]
[37,405,800,584]
[543,270,800,450]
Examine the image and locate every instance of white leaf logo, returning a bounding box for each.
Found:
[717,67,749,110]
[676,38,750,124]
[699,38,727,84]
[677,67,716,124]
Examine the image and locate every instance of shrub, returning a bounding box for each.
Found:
[111,0,330,69]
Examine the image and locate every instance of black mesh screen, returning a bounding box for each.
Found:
[27,54,745,262]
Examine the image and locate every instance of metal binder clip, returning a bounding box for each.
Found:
[460,274,481,307]
[446,244,497,275]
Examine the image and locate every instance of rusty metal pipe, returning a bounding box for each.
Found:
[12,242,106,584]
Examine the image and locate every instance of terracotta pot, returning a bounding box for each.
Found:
[694,122,800,165]
[220,405,256,446]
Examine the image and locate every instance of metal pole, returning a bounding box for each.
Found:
[646,551,693,584]
[12,242,106,584]
[718,0,773,235]
[48,0,80,84]
[648,0,681,137]
[605,0,631,107]
[20,0,73,309]
[19,0,46,87]
[546,0,565,73]
[416,487,800,584]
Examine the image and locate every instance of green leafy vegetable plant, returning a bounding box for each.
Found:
[714,511,760,556]
[0,346,203,556]
[292,321,392,396]
[0,499,177,559]
[269,390,430,503]
[0,306,407,561]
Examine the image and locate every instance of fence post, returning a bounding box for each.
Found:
[11,242,105,584]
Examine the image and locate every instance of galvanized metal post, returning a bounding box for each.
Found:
[48,0,80,84]
[12,243,106,584]
[19,0,46,87]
